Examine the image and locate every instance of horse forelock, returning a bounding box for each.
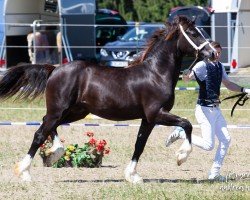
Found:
[165,16,194,41]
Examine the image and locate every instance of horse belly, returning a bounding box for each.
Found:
[88,106,144,121]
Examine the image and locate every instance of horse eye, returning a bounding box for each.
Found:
[186,28,198,38]
[190,31,198,38]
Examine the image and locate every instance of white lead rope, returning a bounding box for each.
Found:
[179,25,216,52]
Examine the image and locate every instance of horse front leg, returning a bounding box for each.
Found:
[154,108,193,166]
[125,119,154,184]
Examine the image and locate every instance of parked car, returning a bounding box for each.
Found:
[168,6,213,37]
[100,23,164,67]
[0,0,5,69]
[96,9,128,50]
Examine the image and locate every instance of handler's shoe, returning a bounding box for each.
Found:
[208,174,227,182]
[166,126,186,147]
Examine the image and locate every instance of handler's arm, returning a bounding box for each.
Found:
[222,70,250,94]
[223,78,250,94]
[222,78,242,92]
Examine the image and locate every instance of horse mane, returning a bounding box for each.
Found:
[128,16,193,67]
[128,28,166,67]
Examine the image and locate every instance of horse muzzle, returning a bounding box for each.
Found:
[199,48,216,60]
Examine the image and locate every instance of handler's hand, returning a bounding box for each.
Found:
[182,69,191,82]
[243,88,250,97]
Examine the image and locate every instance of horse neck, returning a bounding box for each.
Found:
[145,40,183,86]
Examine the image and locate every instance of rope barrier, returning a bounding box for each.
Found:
[2,22,250,28]
[1,107,250,111]
[3,45,250,49]
[0,121,250,129]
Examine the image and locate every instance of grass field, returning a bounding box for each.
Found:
[0,90,249,199]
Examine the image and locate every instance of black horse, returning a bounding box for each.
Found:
[0,16,215,183]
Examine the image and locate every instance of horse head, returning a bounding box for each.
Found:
[166,16,215,61]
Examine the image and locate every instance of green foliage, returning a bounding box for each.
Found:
[97,0,209,22]
[39,132,110,168]
[53,143,102,168]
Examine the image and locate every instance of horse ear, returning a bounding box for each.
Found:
[191,16,197,24]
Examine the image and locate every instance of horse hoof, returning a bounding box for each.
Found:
[45,147,65,166]
[176,152,187,166]
[176,139,192,166]
[20,170,32,182]
[125,171,143,184]
[14,163,32,181]
[14,162,30,176]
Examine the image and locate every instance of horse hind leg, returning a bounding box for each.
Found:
[42,131,65,167]
[45,110,90,166]
[15,114,62,181]
[14,125,45,181]
[15,107,90,181]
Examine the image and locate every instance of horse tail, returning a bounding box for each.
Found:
[0,64,56,100]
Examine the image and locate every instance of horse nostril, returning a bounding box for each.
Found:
[211,52,215,59]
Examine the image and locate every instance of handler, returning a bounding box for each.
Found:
[166,41,250,181]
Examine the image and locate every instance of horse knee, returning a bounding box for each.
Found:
[179,119,192,141]
[181,119,192,133]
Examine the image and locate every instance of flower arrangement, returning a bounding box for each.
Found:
[39,132,110,168]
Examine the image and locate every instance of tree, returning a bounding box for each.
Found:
[97,0,209,22]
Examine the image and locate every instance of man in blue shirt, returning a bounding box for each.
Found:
[166,41,250,182]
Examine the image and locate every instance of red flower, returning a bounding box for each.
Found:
[104,148,110,155]
[40,143,45,148]
[89,137,97,146]
[86,131,94,137]
[99,139,107,146]
[96,144,105,152]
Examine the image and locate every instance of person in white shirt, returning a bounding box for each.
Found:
[166,41,250,182]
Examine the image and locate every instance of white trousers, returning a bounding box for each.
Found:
[193,105,231,175]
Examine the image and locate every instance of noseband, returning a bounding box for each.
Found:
[179,24,216,72]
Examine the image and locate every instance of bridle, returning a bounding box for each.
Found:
[179,24,249,114]
[179,24,216,72]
